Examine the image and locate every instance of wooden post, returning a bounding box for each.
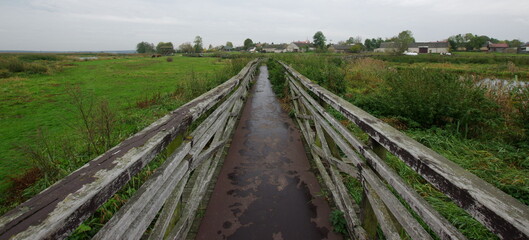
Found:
[360,190,378,239]
[369,137,386,161]
[359,137,387,239]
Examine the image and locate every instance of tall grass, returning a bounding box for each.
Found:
[0,57,250,216]
[353,68,501,137]
[373,54,529,66]
[276,54,346,95]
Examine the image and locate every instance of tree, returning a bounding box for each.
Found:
[313,31,327,50]
[136,41,155,53]
[363,38,384,51]
[244,38,254,50]
[226,41,234,48]
[178,42,193,53]
[346,36,362,44]
[193,36,203,53]
[350,43,364,53]
[507,39,523,48]
[448,34,465,51]
[394,30,415,53]
[155,42,175,55]
[467,35,489,50]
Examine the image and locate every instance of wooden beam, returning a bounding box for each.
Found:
[287,75,465,240]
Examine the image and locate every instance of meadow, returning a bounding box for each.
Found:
[0,53,248,212]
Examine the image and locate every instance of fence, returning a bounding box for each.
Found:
[281,61,529,240]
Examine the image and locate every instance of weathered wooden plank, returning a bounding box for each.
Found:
[328,166,368,240]
[292,81,433,239]
[148,67,251,240]
[93,142,191,240]
[147,171,190,240]
[0,59,259,240]
[288,76,466,240]
[313,119,368,240]
[363,183,401,240]
[311,145,358,180]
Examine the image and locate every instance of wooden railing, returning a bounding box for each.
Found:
[281,61,529,240]
[0,59,260,240]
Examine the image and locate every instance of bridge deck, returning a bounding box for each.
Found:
[195,66,341,240]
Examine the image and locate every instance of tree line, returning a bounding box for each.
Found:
[313,30,524,53]
[137,31,525,54]
[136,36,256,54]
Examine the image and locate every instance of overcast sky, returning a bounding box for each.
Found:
[1,0,528,51]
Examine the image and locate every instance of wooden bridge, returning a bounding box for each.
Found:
[1,58,528,239]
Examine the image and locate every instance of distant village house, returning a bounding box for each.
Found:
[375,41,450,54]
[328,45,353,53]
[487,43,509,53]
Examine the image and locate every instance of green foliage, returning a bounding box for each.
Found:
[136,41,155,54]
[243,38,254,50]
[364,38,385,51]
[266,58,286,97]
[350,43,363,53]
[0,69,10,78]
[276,54,346,95]
[512,87,529,134]
[193,36,203,53]
[156,42,175,55]
[6,59,27,72]
[0,57,51,75]
[373,53,529,66]
[313,31,327,50]
[18,54,64,61]
[394,30,415,54]
[329,210,348,235]
[178,42,193,53]
[354,68,501,136]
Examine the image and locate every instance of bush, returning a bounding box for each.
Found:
[512,87,529,138]
[19,54,63,61]
[7,59,27,72]
[26,63,49,74]
[0,69,11,78]
[354,68,501,137]
[266,58,286,97]
[277,54,346,95]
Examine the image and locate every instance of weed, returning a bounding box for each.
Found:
[16,128,63,180]
[330,210,348,235]
[266,58,287,97]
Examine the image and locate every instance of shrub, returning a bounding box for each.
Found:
[0,69,11,78]
[512,87,529,138]
[26,63,49,74]
[19,54,63,61]
[7,59,27,72]
[329,210,347,235]
[355,68,501,137]
[267,58,286,97]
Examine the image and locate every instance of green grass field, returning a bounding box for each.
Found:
[0,54,235,194]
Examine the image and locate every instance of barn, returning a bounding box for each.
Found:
[408,42,450,54]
